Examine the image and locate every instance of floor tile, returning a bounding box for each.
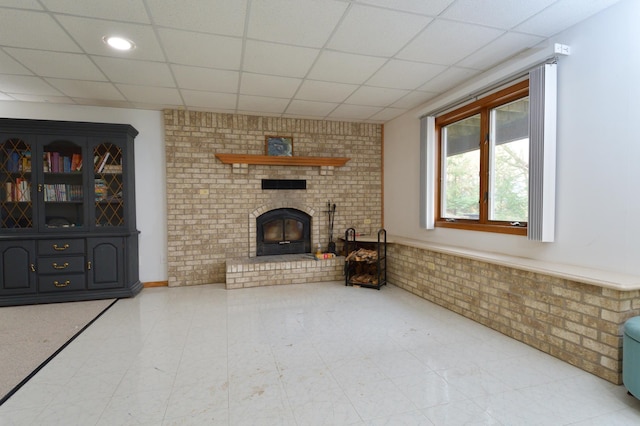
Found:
[1,281,639,425]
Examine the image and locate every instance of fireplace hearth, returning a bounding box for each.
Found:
[256,208,311,256]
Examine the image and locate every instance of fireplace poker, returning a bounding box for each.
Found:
[327,202,336,254]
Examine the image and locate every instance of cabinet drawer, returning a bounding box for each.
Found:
[38,239,84,256]
[38,256,85,274]
[38,274,85,292]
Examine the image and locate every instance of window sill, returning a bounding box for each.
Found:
[436,220,527,236]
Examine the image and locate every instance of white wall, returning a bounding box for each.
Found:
[0,102,167,282]
[384,0,640,276]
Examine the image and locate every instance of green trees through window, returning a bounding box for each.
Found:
[436,80,529,234]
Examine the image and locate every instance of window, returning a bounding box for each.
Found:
[436,80,529,235]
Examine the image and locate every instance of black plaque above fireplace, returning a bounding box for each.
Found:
[261,179,307,190]
[256,208,311,256]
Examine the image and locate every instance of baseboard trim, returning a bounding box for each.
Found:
[143,281,169,288]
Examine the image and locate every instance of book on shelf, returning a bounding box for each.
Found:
[43,183,83,202]
[95,152,111,173]
[94,178,108,201]
[43,152,50,172]
[71,153,82,171]
[101,164,122,173]
[51,152,60,173]
[42,151,82,173]
[6,150,32,173]
[6,151,21,173]
[21,151,31,172]
[5,179,32,202]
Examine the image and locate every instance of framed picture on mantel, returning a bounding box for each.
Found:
[265,136,293,157]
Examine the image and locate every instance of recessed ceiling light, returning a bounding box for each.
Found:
[103,36,135,51]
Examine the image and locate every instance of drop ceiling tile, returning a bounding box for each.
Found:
[238,95,290,114]
[171,65,239,92]
[0,75,61,95]
[0,9,81,52]
[158,28,242,69]
[391,90,439,109]
[6,49,106,80]
[307,51,387,85]
[72,98,133,108]
[248,0,348,48]
[146,0,247,37]
[441,0,556,29]
[0,0,622,121]
[514,0,621,37]
[327,104,383,120]
[93,57,175,87]
[56,15,165,61]
[355,0,455,16]
[116,84,182,105]
[286,100,337,117]
[10,94,74,104]
[240,74,301,98]
[0,51,32,74]
[366,59,447,90]
[369,107,408,122]
[457,32,545,70]
[130,102,180,110]
[398,19,504,65]
[328,5,431,57]
[0,0,42,8]
[45,78,125,100]
[40,0,150,23]
[243,40,320,78]
[418,66,480,93]
[181,89,237,110]
[295,80,358,103]
[345,86,410,107]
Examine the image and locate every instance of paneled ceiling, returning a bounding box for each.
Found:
[0,0,621,123]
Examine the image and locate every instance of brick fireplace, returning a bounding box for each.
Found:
[164,110,382,287]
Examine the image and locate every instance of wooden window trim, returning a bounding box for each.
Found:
[435,80,529,236]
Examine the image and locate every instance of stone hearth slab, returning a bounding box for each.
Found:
[225,254,344,289]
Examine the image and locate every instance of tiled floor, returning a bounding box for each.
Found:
[1,282,640,425]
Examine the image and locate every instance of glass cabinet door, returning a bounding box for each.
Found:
[93,141,125,228]
[0,137,34,230]
[41,139,85,230]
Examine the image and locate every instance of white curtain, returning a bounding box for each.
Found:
[528,63,557,242]
[419,115,436,229]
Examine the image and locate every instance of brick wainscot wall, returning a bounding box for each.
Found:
[388,239,640,384]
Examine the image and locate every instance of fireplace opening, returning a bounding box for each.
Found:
[256,208,311,256]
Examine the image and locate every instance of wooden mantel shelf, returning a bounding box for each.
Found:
[215,153,350,167]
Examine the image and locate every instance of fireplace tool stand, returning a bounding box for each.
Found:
[326,201,336,254]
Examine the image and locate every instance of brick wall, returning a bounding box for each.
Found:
[226,255,344,289]
[387,243,640,384]
[164,110,382,287]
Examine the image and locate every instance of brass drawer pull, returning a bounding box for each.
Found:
[53,244,70,251]
[54,280,70,287]
[52,262,69,270]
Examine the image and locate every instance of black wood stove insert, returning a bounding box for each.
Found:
[256,208,311,256]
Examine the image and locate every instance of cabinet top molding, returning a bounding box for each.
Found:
[215,153,350,167]
[0,118,138,137]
